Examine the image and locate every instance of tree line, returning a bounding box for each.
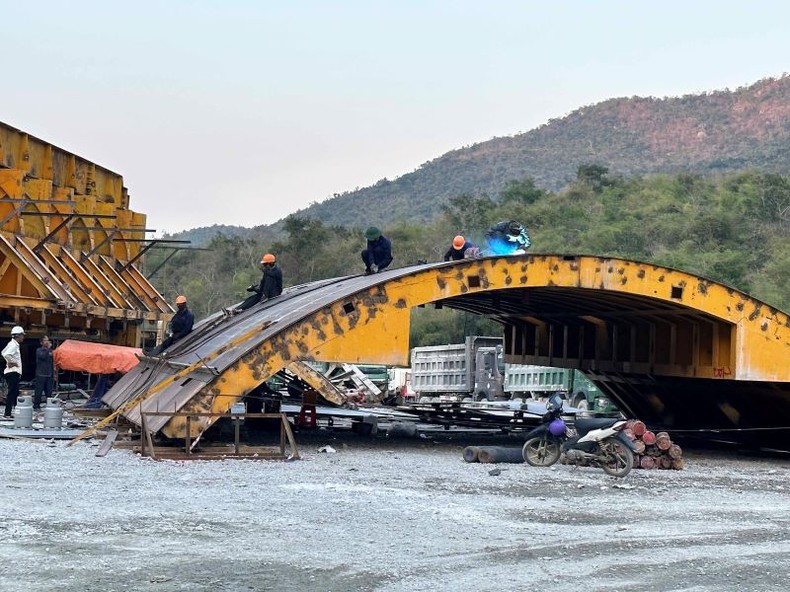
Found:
[146,167,790,347]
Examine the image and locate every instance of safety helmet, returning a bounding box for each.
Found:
[452,235,465,249]
[261,253,276,264]
[549,418,567,437]
[11,325,24,336]
[364,226,381,240]
[175,295,187,305]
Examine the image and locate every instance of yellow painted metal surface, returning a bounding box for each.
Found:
[137,255,790,440]
[0,120,171,343]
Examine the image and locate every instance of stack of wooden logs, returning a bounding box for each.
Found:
[625,420,684,470]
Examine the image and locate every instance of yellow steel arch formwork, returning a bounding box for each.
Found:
[0,120,173,347]
[98,255,790,450]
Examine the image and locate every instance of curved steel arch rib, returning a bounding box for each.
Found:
[103,255,790,446]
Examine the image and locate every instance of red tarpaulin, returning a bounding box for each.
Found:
[54,340,142,375]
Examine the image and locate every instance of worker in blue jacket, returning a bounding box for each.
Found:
[485,220,531,255]
[361,227,393,274]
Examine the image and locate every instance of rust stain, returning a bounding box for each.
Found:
[748,305,761,322]
[698,282,708,295]
[394,298,407,308]
[658,275,665,282]
[617,267,625,275]
[519,275,527,283]
[505,276,512,285]
[637,269,645,279]
[761,321,768,332]
[436,277,447,290]
[331,311,345,334]
[620,277,627,285]
[478,269,490,289]
[736,303,744,312]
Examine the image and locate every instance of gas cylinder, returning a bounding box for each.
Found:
[14,395,34,429]
[43,397,64,429]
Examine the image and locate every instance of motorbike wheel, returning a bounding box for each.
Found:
[522,436,561,467]
[601,438,634,478]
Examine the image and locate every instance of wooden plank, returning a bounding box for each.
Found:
[95,428,118,457]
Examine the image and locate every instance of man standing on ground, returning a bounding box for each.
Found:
[34,336,54,410]
[361,227,393,274]
[2,326,25,417]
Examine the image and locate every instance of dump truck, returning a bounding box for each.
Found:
[410,336,505,401]
[410,336,617,413]
[503,365,617,414]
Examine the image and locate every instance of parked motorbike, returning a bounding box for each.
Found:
[521,393,636,478]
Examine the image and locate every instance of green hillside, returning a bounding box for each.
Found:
[293,75,790,229]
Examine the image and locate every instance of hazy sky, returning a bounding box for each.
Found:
[3,1,789,235]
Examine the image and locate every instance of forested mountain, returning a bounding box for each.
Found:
[293,75,790,229]
[172,75,790,245]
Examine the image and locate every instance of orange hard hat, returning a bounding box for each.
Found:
[261,253,276,264]
[452,235,465,250]
[175,295,187,305]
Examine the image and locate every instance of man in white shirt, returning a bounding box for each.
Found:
[2,326,25,417]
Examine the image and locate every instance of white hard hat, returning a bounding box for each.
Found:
[11,326,25,336]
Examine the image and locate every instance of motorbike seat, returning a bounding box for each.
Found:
[575,417,620,436]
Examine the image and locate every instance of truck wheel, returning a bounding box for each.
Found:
[522,436,561,467]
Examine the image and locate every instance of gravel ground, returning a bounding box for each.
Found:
[0,430,788,592]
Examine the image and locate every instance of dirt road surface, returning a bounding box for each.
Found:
[0,433,788,592]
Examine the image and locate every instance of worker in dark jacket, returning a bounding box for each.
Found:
[485,220,531,255]
[235,253,283,313]
[34,336,55,410]
[149,295,195,355]
[444,235,478,261]
[361,227,393,274]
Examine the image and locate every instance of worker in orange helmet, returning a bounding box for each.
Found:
[444,235,478,261]
[233,252,283,314]
[148,294,195,356]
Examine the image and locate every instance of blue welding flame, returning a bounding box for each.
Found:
[487,237,522,255]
